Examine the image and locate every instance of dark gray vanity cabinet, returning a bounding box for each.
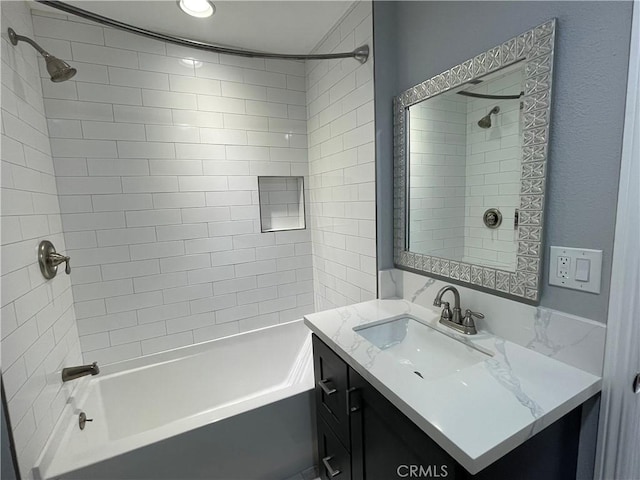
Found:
[312,334,583,480]
[313,333,351,447]
[348,368,463,480]
[313,334,463,480]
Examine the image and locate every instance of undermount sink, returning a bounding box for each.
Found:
[353,315,491,381]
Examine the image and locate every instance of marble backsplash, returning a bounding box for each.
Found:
[379,269,606,377]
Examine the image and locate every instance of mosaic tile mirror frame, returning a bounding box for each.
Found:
[393,20,556,302]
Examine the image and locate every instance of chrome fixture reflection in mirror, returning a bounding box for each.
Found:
[483,208,503,229]
[394,20,556,302]
[38,240,71,279]
[477,106,500,129]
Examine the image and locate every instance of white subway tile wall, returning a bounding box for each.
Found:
[409,97,467,259]
[1,3,83,478]
[306,2,377,311]
[463,68,522,269]
[406,66,522,271]
[32,9,314,364]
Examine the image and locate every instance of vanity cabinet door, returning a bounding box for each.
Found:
[318,416,352,480]
[348,368,463,480]
[313,335,350,447]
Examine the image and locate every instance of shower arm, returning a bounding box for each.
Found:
[8,28,51,57]
[35,0,370,64]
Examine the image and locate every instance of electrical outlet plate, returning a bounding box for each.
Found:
[556,256,570,278]
[549,246,603,294]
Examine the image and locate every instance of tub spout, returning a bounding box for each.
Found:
[62,362,99,382]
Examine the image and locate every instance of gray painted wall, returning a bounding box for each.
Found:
[374,1,633,322]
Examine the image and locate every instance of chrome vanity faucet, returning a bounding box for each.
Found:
[433,286,483,335]
[61,362,100,382]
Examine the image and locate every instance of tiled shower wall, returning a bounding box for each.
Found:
[408,97,466,258]
[32,9,314,364]
[306,2,377,311]
[404,67,522,270]
[463,68,522,269]
[1,2,82,477]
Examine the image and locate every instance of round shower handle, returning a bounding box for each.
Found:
[483,208,503,229]
[38,240,71,279]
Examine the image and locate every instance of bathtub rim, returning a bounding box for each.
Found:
[100,318,310,376]
[33,319,313,480]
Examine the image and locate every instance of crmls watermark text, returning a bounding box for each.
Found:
[397,464,449,478]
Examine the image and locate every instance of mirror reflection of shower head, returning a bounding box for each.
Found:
[7,28,77,82]
[478,106,500,129]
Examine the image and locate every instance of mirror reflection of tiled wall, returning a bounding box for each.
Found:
[408,65,523,271]
[463,68,522,270]
[409,96,467,259]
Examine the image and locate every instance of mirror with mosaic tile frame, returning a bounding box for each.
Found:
[393,20,556,302]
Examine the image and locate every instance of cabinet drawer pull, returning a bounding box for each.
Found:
[346,387,360,415]
[318,379,337,395]
[322,455,341,477]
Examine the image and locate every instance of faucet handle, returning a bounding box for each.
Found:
[439,301,453,321]
[461,309,483,334]
[463,309,484,320]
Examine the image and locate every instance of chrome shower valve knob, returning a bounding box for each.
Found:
[38,240,71,279]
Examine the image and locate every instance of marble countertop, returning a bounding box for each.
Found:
[303,299,601,474]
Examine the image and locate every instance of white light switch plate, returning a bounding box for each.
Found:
[549,246,603,293]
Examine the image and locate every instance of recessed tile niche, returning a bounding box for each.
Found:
[258,176,306,233]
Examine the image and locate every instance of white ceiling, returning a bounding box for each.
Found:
[30,1,354,54]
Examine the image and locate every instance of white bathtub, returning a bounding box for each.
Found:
[35,320,315,480]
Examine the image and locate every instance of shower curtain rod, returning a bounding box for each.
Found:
[35,0,370,63]
[456,91,524,100]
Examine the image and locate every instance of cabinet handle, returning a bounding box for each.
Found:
[322,455,341,477]
[346,387,360,415]
[318,379,337,396]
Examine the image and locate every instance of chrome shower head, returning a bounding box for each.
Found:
[477,106,500,129]
[8,28,77,82]
[44,55,77,82]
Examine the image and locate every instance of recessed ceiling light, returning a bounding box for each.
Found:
[177,0,216,18]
